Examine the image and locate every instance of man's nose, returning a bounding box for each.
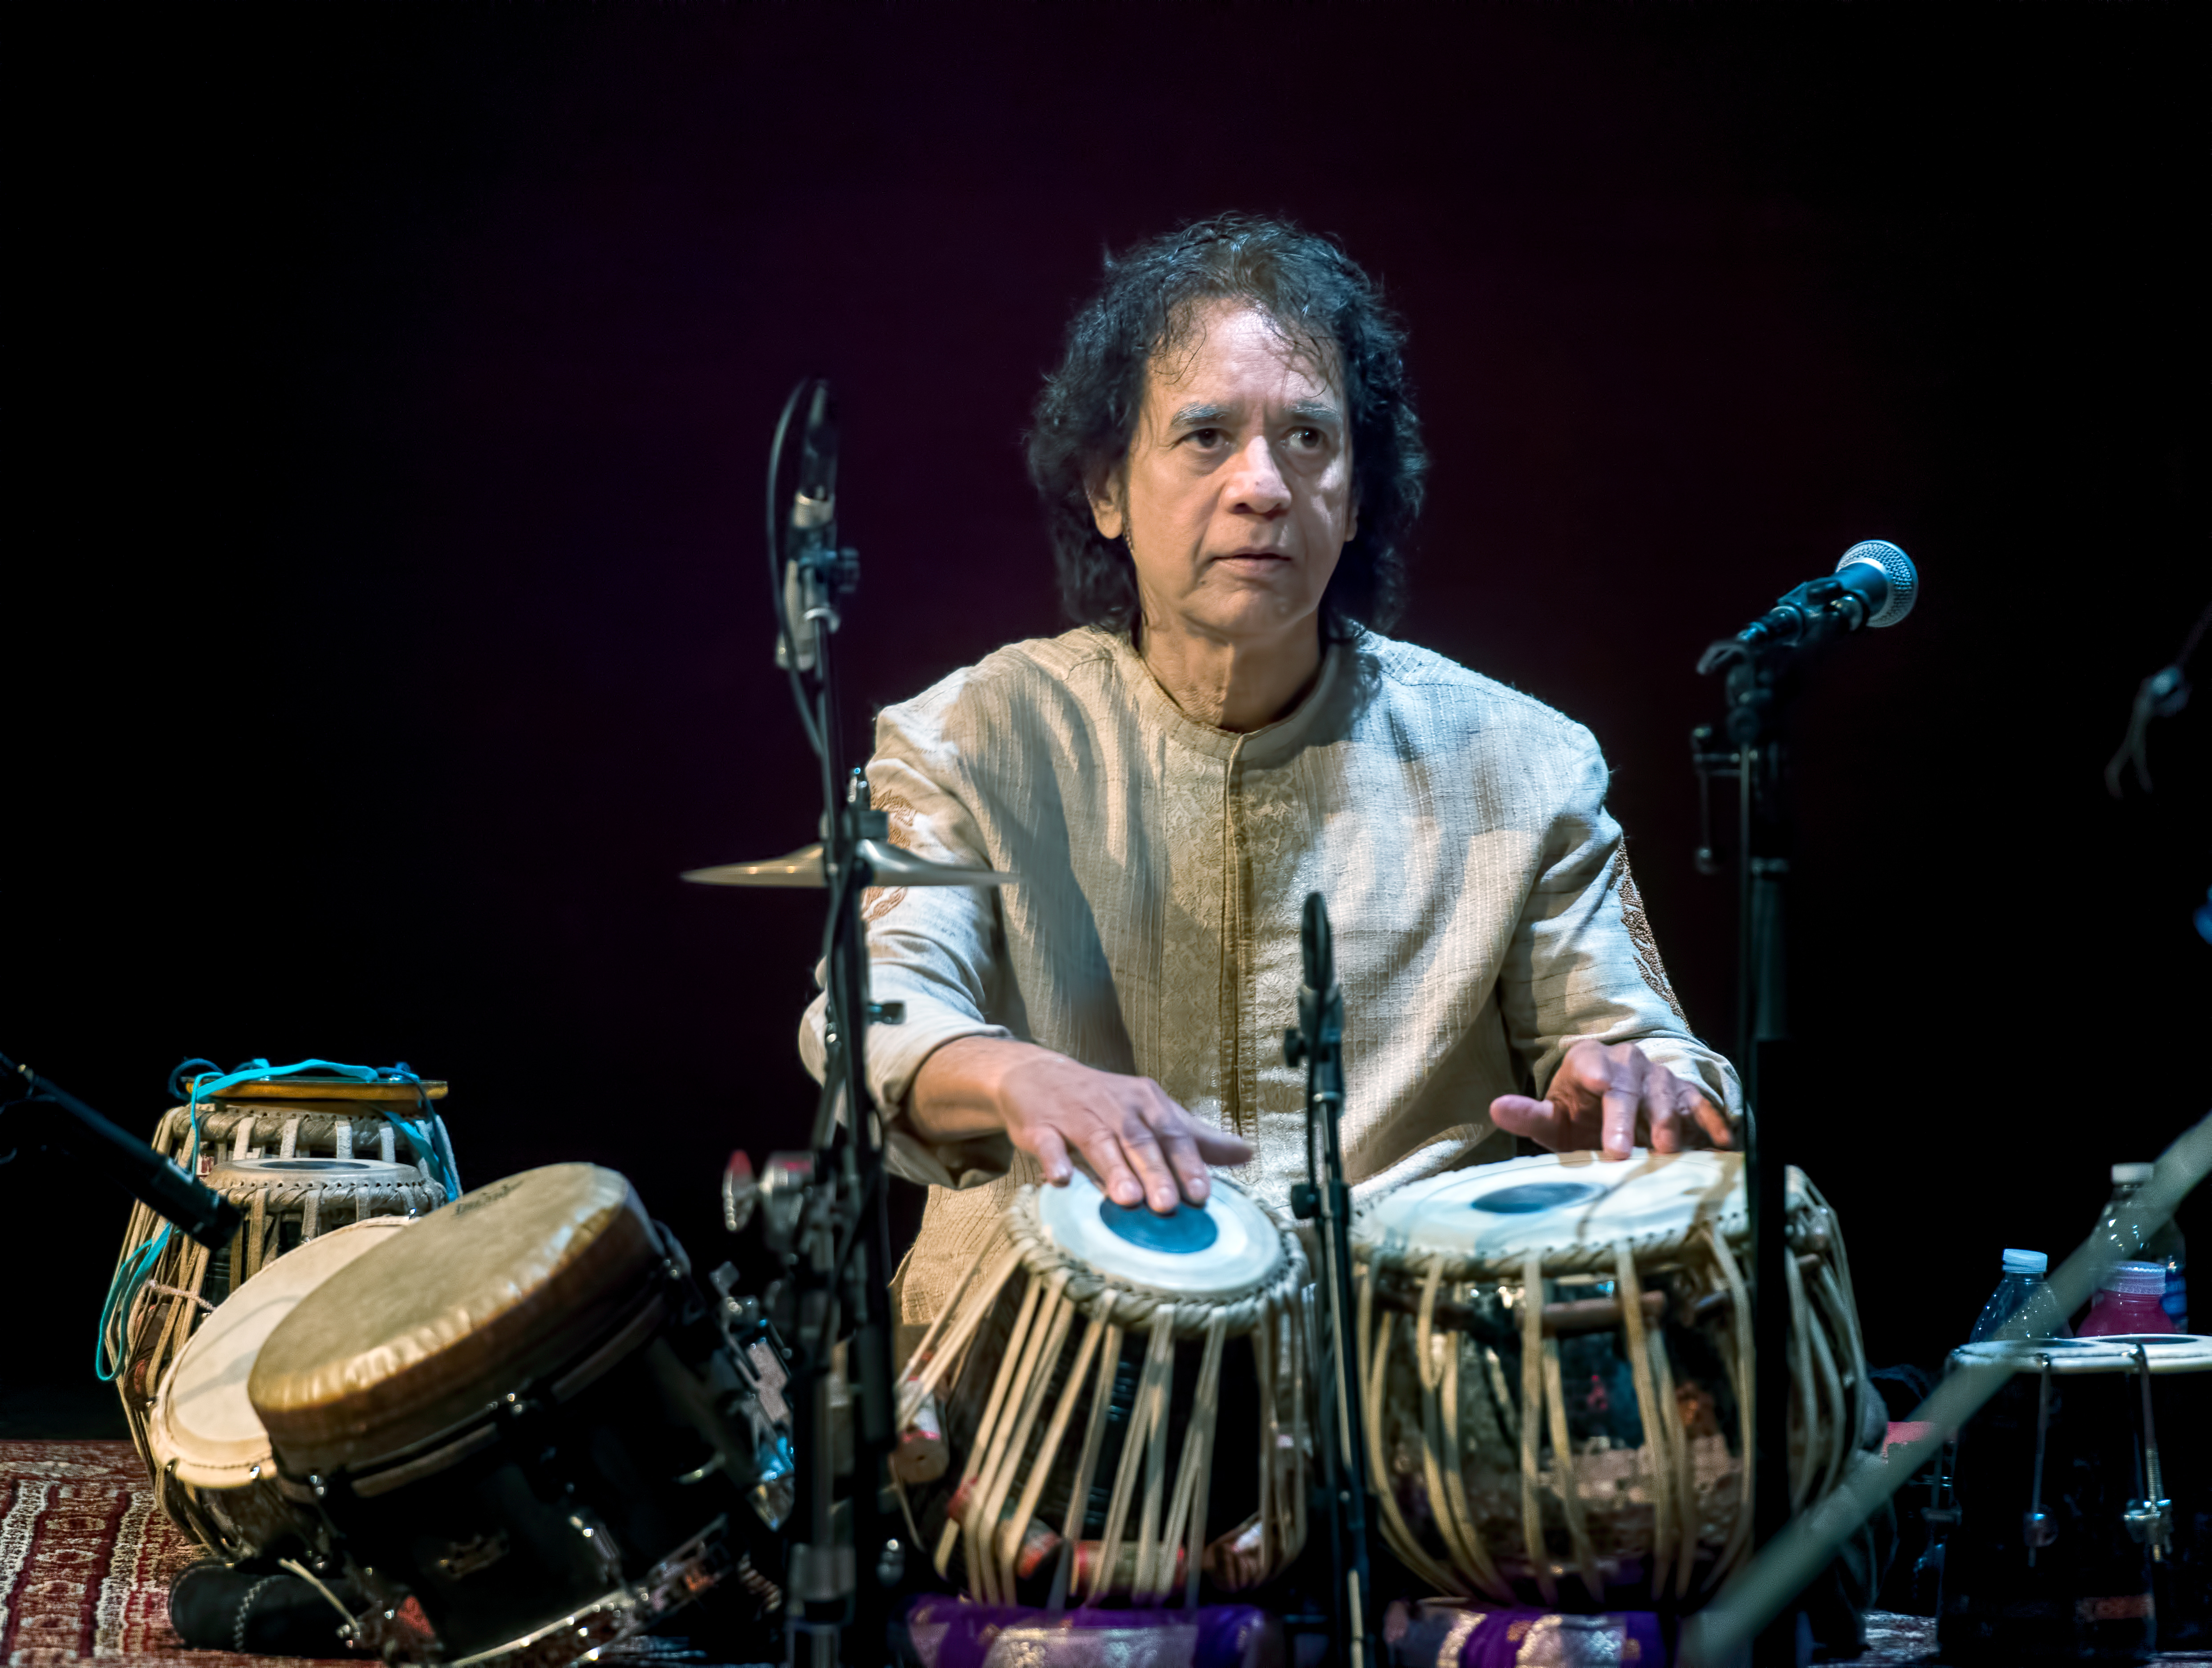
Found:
[1226,435,1291,516]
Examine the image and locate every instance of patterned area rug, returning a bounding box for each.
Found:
[0,1439,348,1667]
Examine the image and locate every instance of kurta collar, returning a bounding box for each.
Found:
[1092,625,1360,768]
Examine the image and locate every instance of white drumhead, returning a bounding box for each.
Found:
[1356,1150,1747,1271]
[1952,1334,2212,1376]
[1031,1169,1283,1301]
[148,1215,413,1488]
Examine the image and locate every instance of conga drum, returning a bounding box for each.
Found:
[248,1163,779,1663]
[1353,1150,1864,1609]
[1940,1334,2212,1662]
[146,1215,414,1559]
[894,1170,1308,1608]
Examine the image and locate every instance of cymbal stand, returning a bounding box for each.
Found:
[1285,892,1376,1668]
[767,379,901,1668]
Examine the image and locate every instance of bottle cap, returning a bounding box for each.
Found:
[2112,1162,2155,1185]
[2102,1261,2167,1296]
[2001,1249,2048,1275]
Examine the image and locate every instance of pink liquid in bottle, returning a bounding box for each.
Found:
[2077,1260,2179,1337]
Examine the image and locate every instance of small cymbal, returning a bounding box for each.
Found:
[682,845,828,887]
[682,840,1015,890]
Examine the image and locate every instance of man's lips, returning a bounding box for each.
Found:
[1210,551,1292,567]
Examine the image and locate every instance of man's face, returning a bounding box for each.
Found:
[1092,301,1358,648]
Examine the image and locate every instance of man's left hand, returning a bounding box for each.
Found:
[1489,1040,1735,1160]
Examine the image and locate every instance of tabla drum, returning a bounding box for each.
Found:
[146,1214,414,1559]
[1939,1334,2212,1662]
[111,1154,446,1478]
[1352,1149,1865,1610]
[248,1163,784,1665]
[894,1170,1308,1608]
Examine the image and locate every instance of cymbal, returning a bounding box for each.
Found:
[681,840,1015,890]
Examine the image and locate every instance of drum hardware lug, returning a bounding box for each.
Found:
[875,1536,905,1587]
[2122,1497,2172,1548]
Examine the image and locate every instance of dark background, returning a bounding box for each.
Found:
[6,3,2205,1429]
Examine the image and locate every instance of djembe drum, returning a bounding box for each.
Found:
[1353,1149,1865,1609]
[894,1170,1308,1608]
[247,1163,783,1664]
[146,1214,414,1559]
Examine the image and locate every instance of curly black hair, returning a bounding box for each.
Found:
[1026,214,1425,637]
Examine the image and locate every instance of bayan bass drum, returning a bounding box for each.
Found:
[1353,1150,1866,1610]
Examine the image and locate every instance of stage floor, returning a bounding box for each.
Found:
[5,1440,2205,1666]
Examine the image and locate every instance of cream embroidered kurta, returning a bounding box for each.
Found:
[799,625,1740,1332]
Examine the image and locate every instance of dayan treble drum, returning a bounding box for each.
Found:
[145,1215,414,1560]
[246,1164,791,1665]
[894,1169,1309,1607]
[1353,1150,1867,1609]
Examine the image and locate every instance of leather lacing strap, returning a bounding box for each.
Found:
[1355,1198,1822,1605]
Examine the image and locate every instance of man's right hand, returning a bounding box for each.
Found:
[907,1036,1251,1213]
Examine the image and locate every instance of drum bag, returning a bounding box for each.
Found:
[169,1558,363,1656]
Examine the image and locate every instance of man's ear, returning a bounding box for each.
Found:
[1088,469,1126,541]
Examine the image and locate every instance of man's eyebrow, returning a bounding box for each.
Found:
[1168,402,1233,429]
[1287,397,1344,423]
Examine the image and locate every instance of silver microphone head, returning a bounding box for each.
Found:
[1835,538,1917,628]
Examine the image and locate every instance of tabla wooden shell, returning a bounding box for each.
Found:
[1352,1149,1865,1610]
[109,1137,447,1490]
[894,1170,1310,1609]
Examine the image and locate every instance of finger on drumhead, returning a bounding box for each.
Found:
[1078,1130,1145,1207]
[1488,1093,1565,1147]
[1113,1121,1183,1215]
[1155,1127,1214,1205]
[1029,1127,1074,1186]
[1692,1094,1737,1148]
[1600,1087,1640,1160]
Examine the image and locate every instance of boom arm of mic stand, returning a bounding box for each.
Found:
[1,1056,241,1250]
[1285,893,1376,1668]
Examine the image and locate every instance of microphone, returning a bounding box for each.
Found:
[781,381,839,673]
[2,1054,242,1249]
[1699,539,1918,673]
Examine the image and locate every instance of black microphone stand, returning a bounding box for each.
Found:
[767,380,901,1668]
[0,1050,242,1249]
[1285,892,1376,1668]
[1691,587,1876,1668]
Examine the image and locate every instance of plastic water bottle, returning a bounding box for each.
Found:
[2095,1162,2188,1331]
[1967,1248,2072,1343]
[2078,1261,2180,1337]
